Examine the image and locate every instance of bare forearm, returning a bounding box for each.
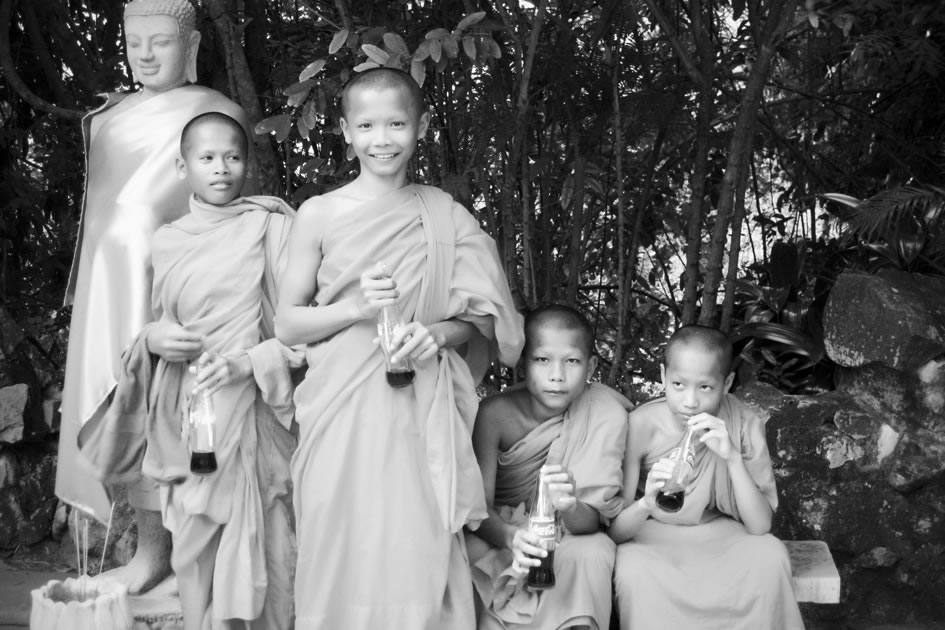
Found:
[726,455,773,534]
[473,508,518,551]
[428,318,476,349]
[607,498,653,543]
[275,301,362,347]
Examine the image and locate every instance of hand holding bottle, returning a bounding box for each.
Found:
[540,464,578,513]
[689,412,737,461]
[190,351,252,397]
[356,263,399,320]
[641,457,677,511]
[509,528,546,575]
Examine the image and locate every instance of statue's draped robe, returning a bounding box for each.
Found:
[614,394,805,630]
[57,86,247,522]
[291,184,523,630]
[466,383,630,630]
[148,195,298,628]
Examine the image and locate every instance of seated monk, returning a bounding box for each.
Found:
[467,304,631,630]
[608,325,805,630]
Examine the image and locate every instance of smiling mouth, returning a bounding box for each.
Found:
[370,153,398,160]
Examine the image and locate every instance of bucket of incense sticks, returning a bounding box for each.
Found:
[30,574,132,630]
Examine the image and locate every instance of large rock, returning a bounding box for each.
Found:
[0,443,58,549]
[823,270,945,370]
[0,384,29,444]
[738,381,945,624]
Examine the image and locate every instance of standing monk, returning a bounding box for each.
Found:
[56,0,251,594]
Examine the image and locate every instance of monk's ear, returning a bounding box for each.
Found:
[417,110,431,138]
[722,371,735,394]
[659,362,667,388]
[176,156,187,180]
[339,116,352,143]
[587,354,598,380]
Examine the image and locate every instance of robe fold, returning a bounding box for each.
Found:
[468,383,630,630]
[291,184,523,630]
[148,195,298,627]
[58,85,248,522]
[613,394,805,630]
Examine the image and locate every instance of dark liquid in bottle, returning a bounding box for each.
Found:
[526,549,556,590]
[386,369,415,388]
[656,490,683,512]
[190,451,217,474]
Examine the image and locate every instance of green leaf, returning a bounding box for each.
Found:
[362,44,390,64]
[481,37,501,59]
[462,36,477,60]
[456,11,486,32]
[442,35,459,58]
[425,27,450,40]
[302,100,318,129]
[329,29,349,55]
[299,59,326,82]
[414,40,432,62]
[283,79,315,96]
[254,114,292,139]
[383,32,410,57]
[410,58,426,87]
[429,39,443,63]
[731,322,825,362]
[299,157,323,176]
[822,193,861,208]
[353,61,380,73]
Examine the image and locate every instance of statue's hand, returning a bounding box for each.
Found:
[146,321,204,362]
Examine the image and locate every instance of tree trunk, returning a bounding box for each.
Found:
[698,0,792,325]
[204,0,279,195]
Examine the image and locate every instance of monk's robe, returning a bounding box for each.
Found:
[466,383,630,630]
[613,394,805,630]
[292,184,524,630]
[146,195,299,629]
[59,85,248,523]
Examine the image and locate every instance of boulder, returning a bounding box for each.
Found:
[737,381,945,624]
[0,383,29,444]
[823,270,945,370]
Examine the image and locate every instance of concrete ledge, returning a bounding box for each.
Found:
[786,540,841,604]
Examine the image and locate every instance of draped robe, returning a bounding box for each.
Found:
[291,184,523,630]
[466,383,630,630]
[146,195,298,628]
[613,394,805,630]
[58,85,248,522]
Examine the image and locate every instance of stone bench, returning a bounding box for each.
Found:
[129,542,840,629]
[785,540,841,604]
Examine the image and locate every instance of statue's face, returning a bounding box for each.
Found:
[124,14,190,95]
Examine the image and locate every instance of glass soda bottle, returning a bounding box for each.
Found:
[375,262,415,388]
[526,469,557,590]
[187,390,217,474]
[655,424,697,512]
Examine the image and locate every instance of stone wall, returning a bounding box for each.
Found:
[740,269,945,626]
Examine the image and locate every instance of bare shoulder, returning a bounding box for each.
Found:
[627,399,668,453]
[476,387,530,440]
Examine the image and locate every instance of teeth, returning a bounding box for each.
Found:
[372,153,396,159]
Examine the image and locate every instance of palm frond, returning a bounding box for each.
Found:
[843,186,945,241]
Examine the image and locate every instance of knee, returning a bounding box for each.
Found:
[741,534,791,580]
[556,532,615,576]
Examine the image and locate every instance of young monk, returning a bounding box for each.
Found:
[100,112,299,630]
[467,304,631,630]
[609,325,805,630]
[275,67,523,629]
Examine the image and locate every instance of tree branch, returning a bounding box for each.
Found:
[0,0,82,120]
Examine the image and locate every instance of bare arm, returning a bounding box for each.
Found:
[691,411,773,535]
[274,200,386,346]
[607,414,653,543]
